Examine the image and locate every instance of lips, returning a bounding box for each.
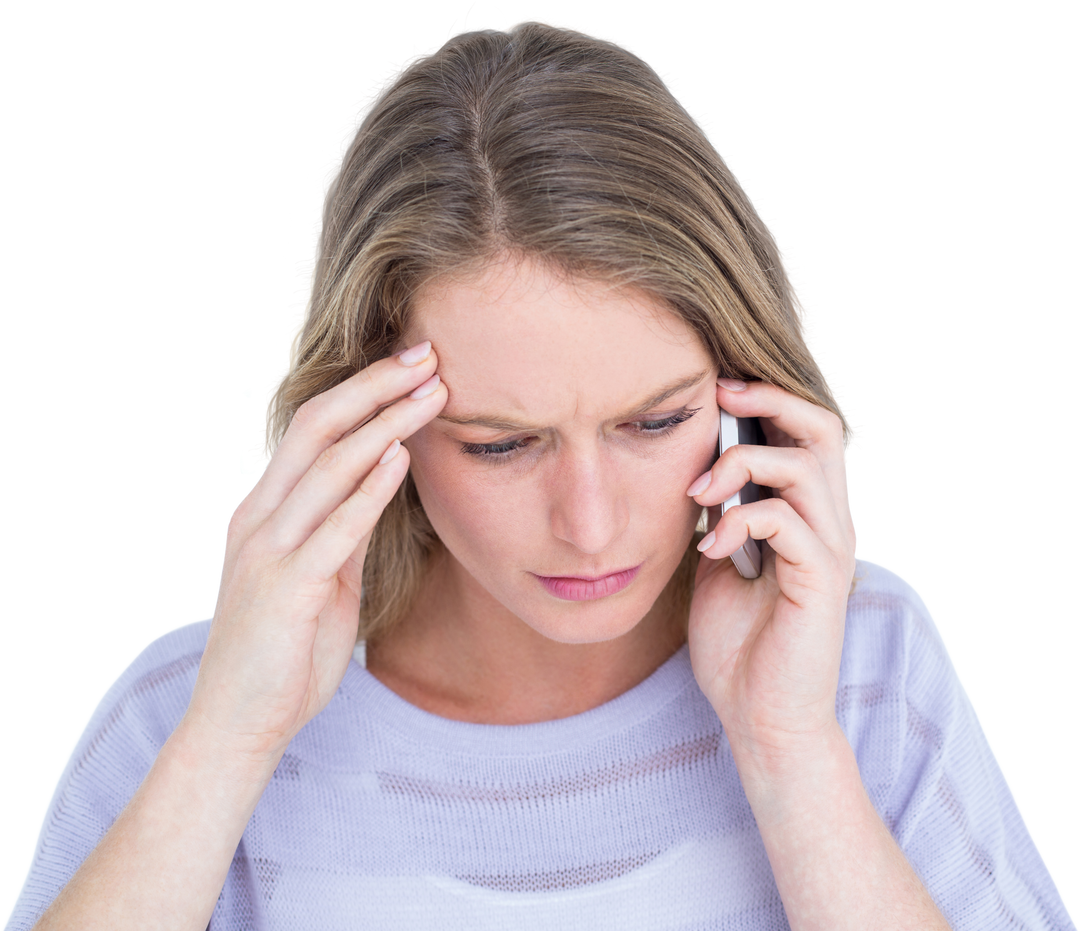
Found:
[535,565,635,578]
[533,565,642,601]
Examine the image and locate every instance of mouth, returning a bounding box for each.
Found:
[533,565,635,578]
[532,565,642,602]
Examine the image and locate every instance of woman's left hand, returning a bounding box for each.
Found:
[686,378,856,769]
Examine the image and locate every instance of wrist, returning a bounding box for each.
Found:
[171,710,288,787]
[724,719,948,929]
[727,719,856,822]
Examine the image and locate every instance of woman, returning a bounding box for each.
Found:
[8,23,1072,931]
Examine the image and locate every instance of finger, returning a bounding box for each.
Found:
[714,379,852,531]
[688,443,846,553]
[697,498,847,599]
[260,376,447,555]
[240,343,438,533]
[286,440,413,588]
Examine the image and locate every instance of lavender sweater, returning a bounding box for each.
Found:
[7,563,1074,930]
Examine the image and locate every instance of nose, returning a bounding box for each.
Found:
[547,448,629,555]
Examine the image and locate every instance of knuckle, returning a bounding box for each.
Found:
[829,555,854,591]
[312,442,345,474]
[352,362,381,397]
[371,399,402,431]
[371,388,431,435]
[290,396,324,433]
[738,500,759,525]
[763,496,794,521]
[231,535,267,577]
[725,443,757,479]
[354,472,382,505]
[728,443,752,466]
[324,499,356,535]
[225,495,271,551]
[228,492,251,529]
[327,479,382,537]
[817,408,843,440]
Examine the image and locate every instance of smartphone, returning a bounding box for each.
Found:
[718,409,766,579]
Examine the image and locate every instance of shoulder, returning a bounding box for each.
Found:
[829,557,976,760]
[42,617,214,829]
[73,620,212,762]
[835,562,963,806]
[119,619,211,682]
[837,583,1074,928]
[838,560,952,697]
[4,623,213,930]
[846,559,930,619]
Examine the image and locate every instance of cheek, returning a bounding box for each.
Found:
[637,417,719,532]
[630,406,719,490]
[404,429,524,559]
[401,428,445,506]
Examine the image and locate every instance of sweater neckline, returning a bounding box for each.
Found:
[336,644,699,757]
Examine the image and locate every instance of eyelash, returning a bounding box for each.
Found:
[460,407,702,460]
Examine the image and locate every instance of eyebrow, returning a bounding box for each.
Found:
[437,370,710,431]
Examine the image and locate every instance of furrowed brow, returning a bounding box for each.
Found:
[437,370,710,431]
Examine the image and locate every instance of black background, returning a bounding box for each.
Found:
[8,1,1071,920]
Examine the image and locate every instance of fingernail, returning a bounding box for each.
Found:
[697,530,716,552]
[687,472,712,497]
[379,439,401,464]
[398,341,431,366]
[409,373,441,399]
[717,377,747,391]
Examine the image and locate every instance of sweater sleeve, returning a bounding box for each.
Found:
[838,563,1074,931]
[5,622,210,931]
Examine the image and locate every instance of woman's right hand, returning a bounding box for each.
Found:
[184,340,446,765]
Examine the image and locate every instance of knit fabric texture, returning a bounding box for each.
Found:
[6,562,1074,930]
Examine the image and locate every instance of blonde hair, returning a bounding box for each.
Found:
[268,22,846,640]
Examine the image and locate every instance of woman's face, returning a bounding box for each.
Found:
[403,255,720,645]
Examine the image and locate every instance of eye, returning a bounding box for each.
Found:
[460,410,704,464]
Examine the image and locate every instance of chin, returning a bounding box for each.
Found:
[512,588,660,645]
[523,616,644,646]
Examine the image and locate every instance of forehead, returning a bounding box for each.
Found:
[408,262,704,367]
[408,258,713,422]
